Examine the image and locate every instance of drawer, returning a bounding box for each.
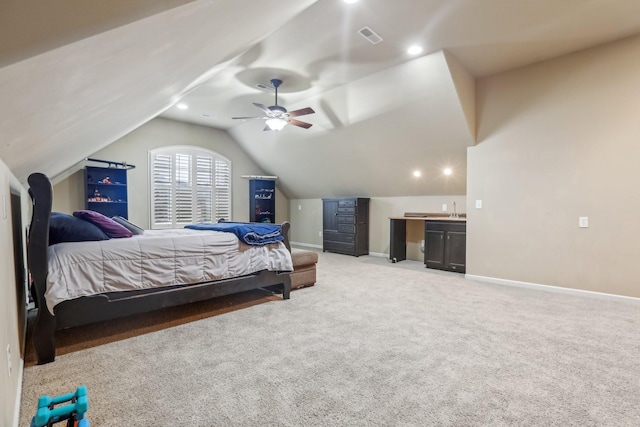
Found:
[425,221,466,233]
[337,215,355,224]
[337,206,356,215]
[324,241,355,254]
[338,199,356,207]
[324,231,355,243]
[337,224,355,233]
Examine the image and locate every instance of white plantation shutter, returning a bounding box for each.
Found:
[152,154,172,226]
[195,156,213,223]
[175,153,193,225]
[150,147,231,228]
[214,159,231,221]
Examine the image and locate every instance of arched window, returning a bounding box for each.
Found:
[149,146,231,228]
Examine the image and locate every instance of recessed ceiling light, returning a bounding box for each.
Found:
[177,103,188,110]
[344,0,358,3]
[413,170,421,177]
[407,45,423,55]
[443,167,452,176]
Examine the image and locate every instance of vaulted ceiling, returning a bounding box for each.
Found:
[3,0,640,198]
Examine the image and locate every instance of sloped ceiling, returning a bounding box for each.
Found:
[0,0,317,184]
[0,0,194,68]
[2,0,640,199]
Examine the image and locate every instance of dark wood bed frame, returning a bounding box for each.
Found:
[27,172,292,364]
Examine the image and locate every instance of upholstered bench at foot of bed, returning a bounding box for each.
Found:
[291,248,318,289]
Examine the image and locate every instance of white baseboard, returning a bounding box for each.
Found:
[368,251,387,258]
[13,358,24,427]
[290,242,322,250]
[465,274,640,304]
[289,244,388,259]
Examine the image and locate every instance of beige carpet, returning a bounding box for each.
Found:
[22,289,279,368]
[19,251,640,426]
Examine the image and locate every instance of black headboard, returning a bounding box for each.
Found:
[27,173,53,311]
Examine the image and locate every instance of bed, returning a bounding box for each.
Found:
[26,172,293,364]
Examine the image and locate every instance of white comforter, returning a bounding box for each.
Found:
[45,228,293,314]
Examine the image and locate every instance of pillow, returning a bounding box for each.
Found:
[111,216,145,235]
[49,212,110,245]
[73,210,133,238]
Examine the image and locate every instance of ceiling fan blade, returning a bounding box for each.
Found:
[253,103,275,117]
[288,118,313,129]
[288,107,315,118]
[232,116,266,120]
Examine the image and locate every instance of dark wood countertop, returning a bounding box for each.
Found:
[389,216,467,222]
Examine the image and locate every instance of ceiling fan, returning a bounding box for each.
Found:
[232,78,315,131]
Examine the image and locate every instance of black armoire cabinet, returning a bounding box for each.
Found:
[322,197,369,256]
[424,221,466,273]
[85,166,128,218]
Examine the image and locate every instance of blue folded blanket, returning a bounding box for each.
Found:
[185,222,283,246]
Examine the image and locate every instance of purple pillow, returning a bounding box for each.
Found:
[73,210,133,238]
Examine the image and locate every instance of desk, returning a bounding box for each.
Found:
[389,216,466,263]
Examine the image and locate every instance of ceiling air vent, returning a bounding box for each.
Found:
[358,26,383,45]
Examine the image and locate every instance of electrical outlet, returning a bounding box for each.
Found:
[298,204,302,211]
[318,231,322,237]
[579,217,589,228]
[475,200,483,209]
[6,344,11,377]
[441,204,447,212]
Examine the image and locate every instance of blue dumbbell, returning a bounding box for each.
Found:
[30,386,89,427]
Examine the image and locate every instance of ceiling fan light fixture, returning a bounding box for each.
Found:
[269,105,287,116]
[232,78,314,131]
[266,118,288,131]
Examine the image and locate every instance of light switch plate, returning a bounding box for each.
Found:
[441,204,447,212]
[475,200,482,209]
[579,217,589,228]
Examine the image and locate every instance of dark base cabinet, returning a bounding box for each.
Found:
[323,197,369,256]
[424,221,466,273]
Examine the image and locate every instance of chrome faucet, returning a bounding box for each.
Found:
[450,202,459,218]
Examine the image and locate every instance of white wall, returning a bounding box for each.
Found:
[467,34,640,298]
[0,158,29,427]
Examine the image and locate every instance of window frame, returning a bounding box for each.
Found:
[148,145,232,229]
